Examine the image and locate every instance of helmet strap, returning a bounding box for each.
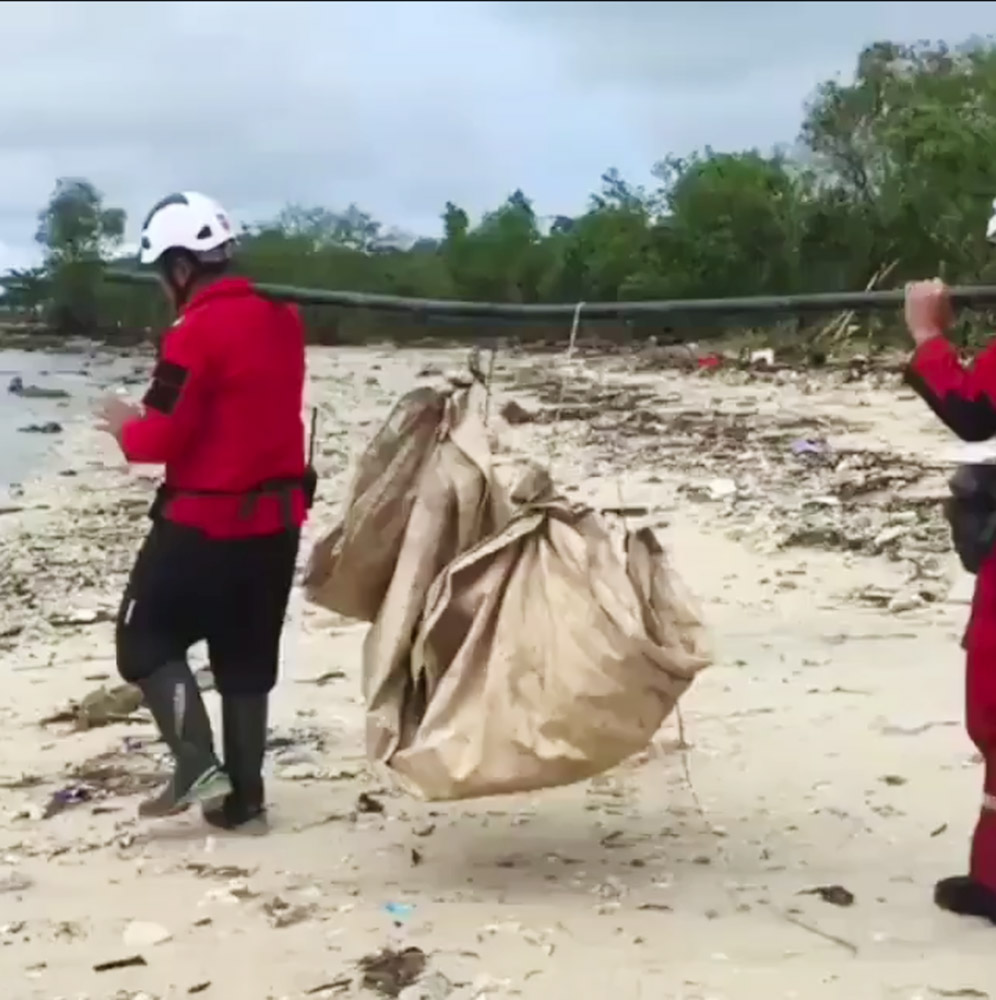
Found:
[160,249,201,312]
[169,270,196,311]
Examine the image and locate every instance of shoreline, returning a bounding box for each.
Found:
[0,327,138,353]
[0,345,150,496]
[0,344,990,999]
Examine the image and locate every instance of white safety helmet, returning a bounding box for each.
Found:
[987,197,996,243]
[138,191,236,266]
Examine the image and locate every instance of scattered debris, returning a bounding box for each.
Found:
[357,792,386,814]
[277,763,323,781]
[879,720,958,737]
[705,477,737,501]
[800,884,855,907]
[123,921,173,948]
[304,977,352,995]
[888,592,927,614]
[358,947,428,998]
[197,879,259,906]
[40,682,144,731]
[928,989,989,998]
[18,421,63,434]
[499,399,536,425]
[67,755,163,801]
[779,911,858,955]
[186,862,253,880]
[47,606,115,626]
[8,375,69,398]
[263,895,316,929]
[297,669,348,686]
[0,773,43,790]
[0,868,33,894]
[383,902,415,923]
[790,438,829,458]
[399,971,455,1000]
[467,974,513,998]
[43,784,92,818]
[93,954,148,973]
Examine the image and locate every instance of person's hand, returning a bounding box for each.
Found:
[905,278,953,346]
[95,395,141,441]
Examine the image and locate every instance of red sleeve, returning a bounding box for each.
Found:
[119,318,211,464]
[905,335,996,442]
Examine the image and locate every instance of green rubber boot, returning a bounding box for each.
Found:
[135,660,231,818]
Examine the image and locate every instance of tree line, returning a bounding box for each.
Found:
[3,38,996,347]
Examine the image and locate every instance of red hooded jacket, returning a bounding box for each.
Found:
[120,277,309,539]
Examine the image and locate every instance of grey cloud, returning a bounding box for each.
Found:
[496,2,995,88]
[0,1,508,250]
[1,0,994,273]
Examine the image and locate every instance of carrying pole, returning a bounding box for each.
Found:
[103,268,996,323]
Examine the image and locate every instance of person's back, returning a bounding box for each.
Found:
[143,277,309,538]
[200,288,304,489]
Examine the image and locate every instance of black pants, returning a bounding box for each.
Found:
[116,519,300,696]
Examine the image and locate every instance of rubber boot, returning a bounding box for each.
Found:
[934,808,996,924]
[935,876,996,923]
[204,694,268,830]
[135,660,231,818]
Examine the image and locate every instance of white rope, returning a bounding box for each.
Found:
[546,302,586,470]
[553,304,707,862]
[565,300,585,363]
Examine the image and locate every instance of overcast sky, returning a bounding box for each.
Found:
[0,0,993,272]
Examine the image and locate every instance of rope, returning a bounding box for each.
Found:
[543,302,587,474]
[482,343,498,428]
[550,300,585,421]
[549,304,710,874]
[565,300,585,364]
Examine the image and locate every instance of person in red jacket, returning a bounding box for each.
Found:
[905,273,996,924]
[96,191,314,829]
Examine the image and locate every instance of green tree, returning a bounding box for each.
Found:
[650,150,804,298]
[541,169,656,301]
[35,177,126,334]
[801,39,996,282]
[442,190,552,302]
[0,267,49,317]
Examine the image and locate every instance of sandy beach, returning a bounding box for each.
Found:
[1,342,993,1000]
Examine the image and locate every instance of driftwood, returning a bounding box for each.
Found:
[40,683,144,731]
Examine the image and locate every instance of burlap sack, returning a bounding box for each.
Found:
[304,376,510,760]
[306,376,711,801]
[388,497,712,800]
[303,385,448,623]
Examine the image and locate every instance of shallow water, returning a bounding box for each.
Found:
[0,347,141,487]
